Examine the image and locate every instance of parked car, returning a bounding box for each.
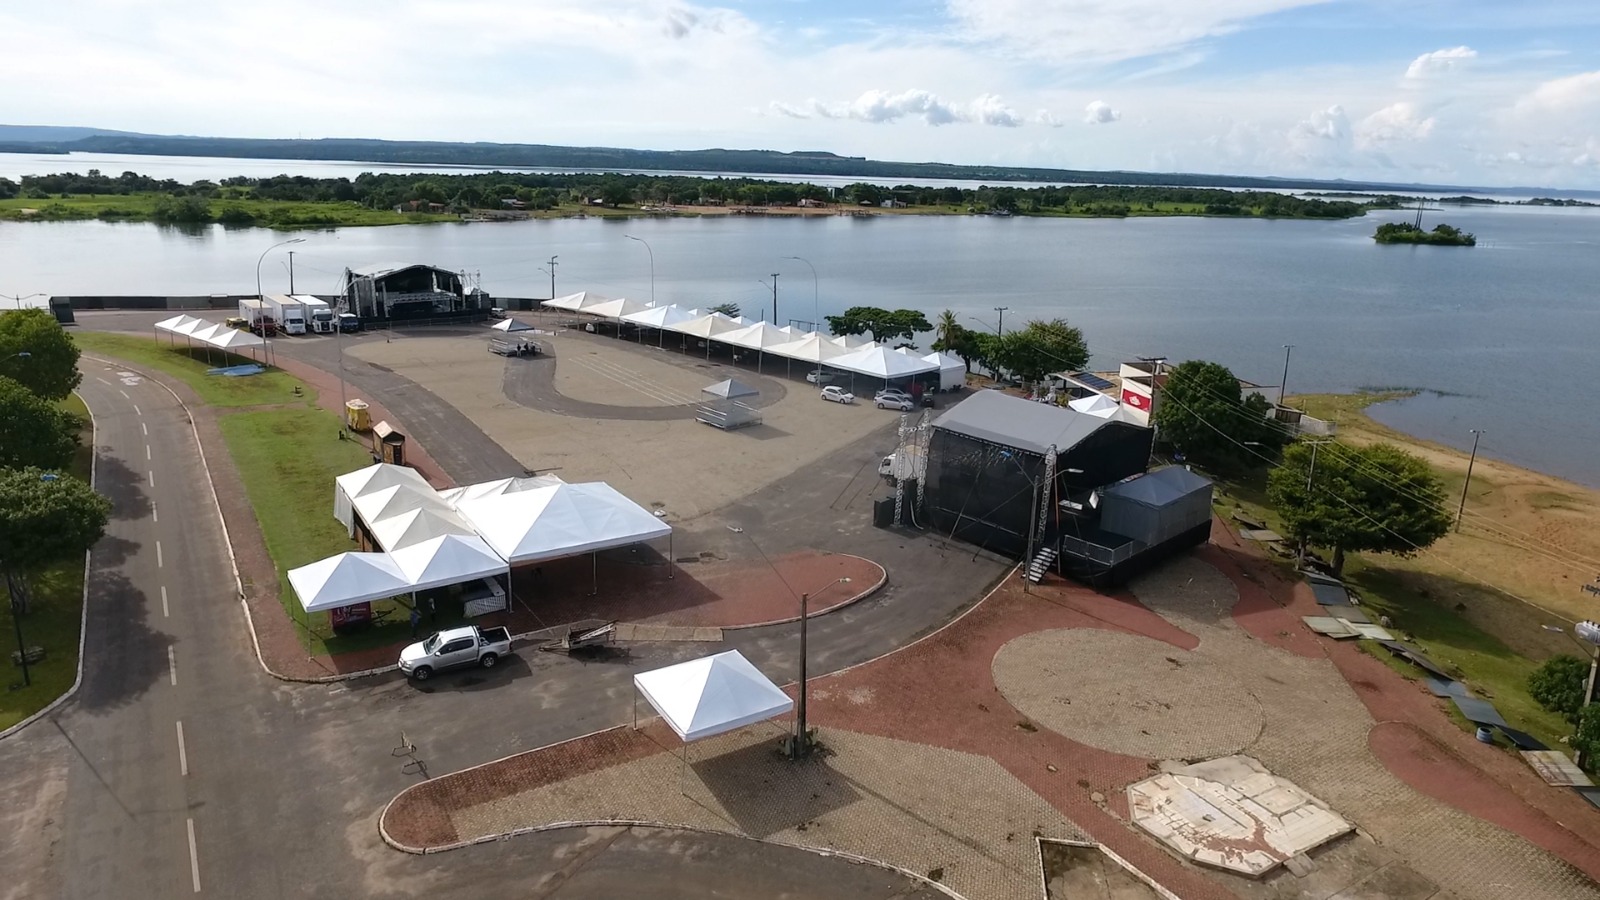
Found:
[225,316,249,330]
[875,389,914,410]
[820,386,855,404]
[805,370,835,384]
[398,624,513,681]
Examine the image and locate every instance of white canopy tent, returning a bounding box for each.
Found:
[1069,393,1121,416]
[205,328,267,351]
[368,506,477,552]
[827,334,874,350]
[438,473,565,507]
[828,345,939,380]
[544,291,614,312]
[765,333,850,380]
[490,318,533,333]
[668,312,745,340]
[457,482,673,565]
[922,351,966,391]
[621,304,699,345]
[583,297,652,321]
[632,650,793,742]
[288,551,413,613]
[351,483,456,538]
[389,534,509,593]
[335,463,436,531]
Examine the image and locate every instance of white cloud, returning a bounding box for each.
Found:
[1355,102,1436,148]
[972,94,1024,127]
[1405,46,1477,79]
[1521,70,1600,110]
[1084,100,1121,124]
[1034,109,1065,128]
[947,0,1329,65]
[795,90,1032,127]
[1292,104,1350,142]
[768,101,811,120]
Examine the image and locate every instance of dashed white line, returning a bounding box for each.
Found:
[95,376,111,385]
[186,818,201,892]
[176,721,188,776]
[161,585,169,618]
[133,404,141,416]
[155,540,163,568]
[119,389,130,399]
[168,646,177,686]
[146,445,152,461]
[149,470,156,488]
[152,505,159,523]
[141,422,148,437]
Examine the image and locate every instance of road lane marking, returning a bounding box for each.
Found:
[119,389,130,399]
[152,505,159,523]
[156,540,163,568]
[96,376,112,386]
[176,721,188,776]
[168,646,177,686]
[141,422,148,436]
[161,585,169,617]
[186,818,201,892]
[149,470,156,488]
[146,445,152,461]
[133,404,141,415]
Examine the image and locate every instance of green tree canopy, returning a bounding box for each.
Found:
[0,309,82,401]
[0,467,109,613]
[707,301,741,318]
[1267,441,1452,574]
[824,307,932,345]
[991,318,1089,383]
[0,376,79,471]
[931,310,980,372]
[1153,359,1285,472]
[1528,654,1592,723]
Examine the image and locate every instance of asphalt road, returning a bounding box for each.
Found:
[7,328,1008,898]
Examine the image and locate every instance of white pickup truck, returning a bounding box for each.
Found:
[398,624,512,681]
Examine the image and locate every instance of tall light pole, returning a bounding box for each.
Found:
[1455,429,1483,533]
[788,576,852,760]
[624,236,654,306]
[255,238,305,300]
[3,292,45,311]
[287,251,298,295]
[1299,439,1335,565]
[545,255,558,301]
[783,256,818,333]
[994,306,1009,337]
[769,274,780,324]
[1280,344,1294,407]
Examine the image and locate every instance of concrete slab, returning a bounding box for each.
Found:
[1127,756,1355,878]
[1521,751,1593,787]
[1304,616,1360,638]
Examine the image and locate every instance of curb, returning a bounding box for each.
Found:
[380,815,967,899]
[0,388,99,741]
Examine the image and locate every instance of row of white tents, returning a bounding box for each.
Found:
[290,463,672,613]
[540,291,965,390]
[154,314,269,352]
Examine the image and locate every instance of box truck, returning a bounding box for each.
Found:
[264,295,307,335]
[294,295,335,334]
[238,298,277,337]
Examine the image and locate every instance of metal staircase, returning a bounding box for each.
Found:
[1026,546,1058,583]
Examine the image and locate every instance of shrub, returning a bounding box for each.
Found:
[1528,654,1590,723]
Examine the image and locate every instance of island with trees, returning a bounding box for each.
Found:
[1372,222,1477,245]
[0,168,1405,228]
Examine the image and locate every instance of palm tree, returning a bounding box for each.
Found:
[708,302,741,318]
[933,309,960,351]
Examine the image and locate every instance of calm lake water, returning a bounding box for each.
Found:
[1,198,1595,486]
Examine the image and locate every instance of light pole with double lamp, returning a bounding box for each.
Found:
[786,575,852,760]
[255,238,305,363]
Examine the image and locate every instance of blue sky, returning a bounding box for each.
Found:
[3,1,1599,186]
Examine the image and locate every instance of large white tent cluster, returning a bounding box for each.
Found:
[290,463,671,613]
[154,315,267,352]
[544,292,956,383]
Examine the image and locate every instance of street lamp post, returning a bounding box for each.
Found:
[769,274,779,324]
[1455,429,1484,533]
[3,292,45,311]
[788,576,852,760]
[1280,344,1294,407]
[545,255,558,301]
[256,238,305,365]
[625,236,655,306]
[783,256,819,380]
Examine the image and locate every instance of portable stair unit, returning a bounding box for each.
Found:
[1026,547,1059,583]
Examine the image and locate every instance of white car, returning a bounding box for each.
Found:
[874,389,914,410]
[820,386,855,404]
[875,388,913,404]
[805,370,835,384]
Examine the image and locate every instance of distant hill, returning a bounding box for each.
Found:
[4,125,1594,198]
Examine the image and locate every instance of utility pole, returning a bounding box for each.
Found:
[788,577,850,760]
[1455,429,1484,533]
[1280,344,1294,407]
[994,306,1008,337]
[1300,439,1334,565]
[770,274,779,324]
[547,256,558,300]
[287,251,297,295]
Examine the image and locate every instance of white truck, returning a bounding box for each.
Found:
[398,624,513,681]
[264,294,307,335]
[877,446,927,482]
[294,295,335,333]
[238,297,277,336]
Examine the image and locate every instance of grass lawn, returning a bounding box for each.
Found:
[216,405,446,656]
[0,193,455,227]
[73,331,303,407]
[0,394,95,730]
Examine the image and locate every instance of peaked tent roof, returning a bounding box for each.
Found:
[438,473,565,507]
[934,389,1136,456]
[827,334,873,349]
[668,312,745,339]
[336,462,435,501]
[621,304,697,330]
[719,321,794,351]
[353,482,455,529]
[766,333,850,364]
[457,482,672,564]
[828,345,939,378]
[584,297,651,320]
[155,314,204,333]
[368,506,477,552]
[544,291,613,312]
[922,350,965,372]
[633,650,794,742]
[288,551,413,612]
[186,324,227,344]
[490,318,533,332]
[389,534,508,593]
[1103,466,1213,507]
[1069,393,1120,415]
[205,328,266,350]
[702,378,760,400]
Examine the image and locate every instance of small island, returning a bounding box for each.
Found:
[1373,222,1476,246]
